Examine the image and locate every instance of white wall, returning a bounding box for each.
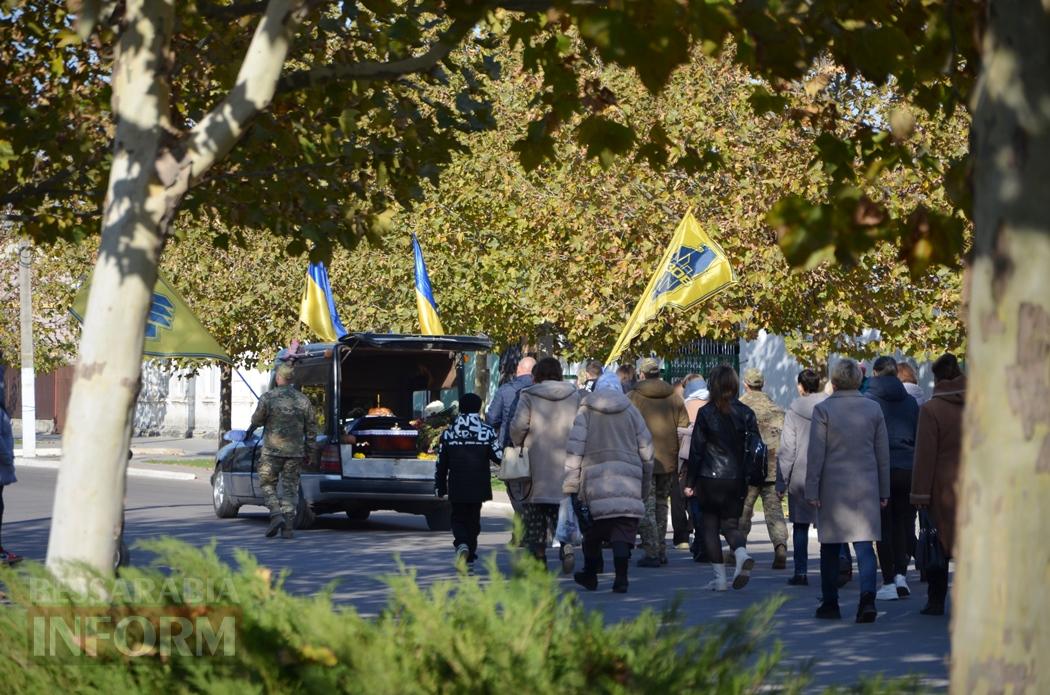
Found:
[739,330,806,410]
[133,363,270,437]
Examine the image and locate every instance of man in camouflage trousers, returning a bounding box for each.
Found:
[247,362,317,539]
[630,358,690,567]
[738,368,789,569]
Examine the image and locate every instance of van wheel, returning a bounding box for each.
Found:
[425,506,452,532]
[292,488,316,530]
[346,508,371,522]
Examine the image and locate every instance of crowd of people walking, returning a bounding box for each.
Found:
[437,349,965,624]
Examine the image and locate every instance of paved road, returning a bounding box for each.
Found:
[4,466,950,690]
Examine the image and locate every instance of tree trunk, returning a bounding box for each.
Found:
[953,3,1050,692]
[47,0,305,579]
[219,363,232,439]
[46,0,176,579]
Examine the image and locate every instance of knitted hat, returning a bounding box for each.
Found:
[460,393,482,414]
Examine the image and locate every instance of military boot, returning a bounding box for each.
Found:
[281,514,294,538]
[265,514,285,538]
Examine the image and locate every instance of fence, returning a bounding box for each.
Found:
[662,338,740,383]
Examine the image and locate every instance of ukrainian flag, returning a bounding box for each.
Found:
[300,261,348,342]
[607,210,735,363]
[412,234,444,335]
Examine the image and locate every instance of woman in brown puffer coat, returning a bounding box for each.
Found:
[911,353,966,616]
[563,372,654,594]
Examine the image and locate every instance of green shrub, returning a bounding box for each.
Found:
[0,539,829,693]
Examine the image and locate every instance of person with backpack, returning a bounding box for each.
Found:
[683,365,761,591]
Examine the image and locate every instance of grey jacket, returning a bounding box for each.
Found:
[510,380,581,505]
[563,390,654,520]
[0,406,16,486]
[777,392,827,525]
[805,390,890,543]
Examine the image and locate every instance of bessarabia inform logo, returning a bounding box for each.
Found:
[25,575,241,660]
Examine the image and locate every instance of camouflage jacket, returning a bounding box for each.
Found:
[739,389,784,481]
[249,385,318,457]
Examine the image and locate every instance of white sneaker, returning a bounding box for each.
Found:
[894,573,910,598]
[876,583,899,601]
[706,563,728,591]
[732,547,754,589]
[455,544,470,573]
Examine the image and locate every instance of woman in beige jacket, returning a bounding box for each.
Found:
[511,357,582,572]
[563,372,654,594]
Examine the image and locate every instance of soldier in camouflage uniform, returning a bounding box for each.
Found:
[738,368,789,568]
[247,362,318,539]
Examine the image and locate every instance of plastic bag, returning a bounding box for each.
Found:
[555,496,583,545]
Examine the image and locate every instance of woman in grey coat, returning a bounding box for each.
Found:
[563,372,654,594]
[777,368,827,586]
[806,358,890,623]
[510,357,582,573]
[0,400,20,565]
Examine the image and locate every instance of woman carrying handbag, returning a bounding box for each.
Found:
[510,357,581,571]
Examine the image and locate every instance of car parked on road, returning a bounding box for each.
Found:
[211,332,492,530]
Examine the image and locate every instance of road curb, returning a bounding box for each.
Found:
[484,500,514,517]
[15,458,198,481]
[13,447,62,457]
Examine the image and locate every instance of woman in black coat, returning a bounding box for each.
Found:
[684,366,760,592]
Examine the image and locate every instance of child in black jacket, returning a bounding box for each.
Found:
[435,393,501,569]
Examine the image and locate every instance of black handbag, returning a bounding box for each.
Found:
[916,509,948,573]
[743,429,768,487]
[570,493,594,533]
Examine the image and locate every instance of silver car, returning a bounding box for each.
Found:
[210,333,492,530]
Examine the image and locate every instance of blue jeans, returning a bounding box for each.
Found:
[820,541,876,605]
[792,523,809,576]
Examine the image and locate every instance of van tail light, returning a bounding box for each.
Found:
[319,444,341,474]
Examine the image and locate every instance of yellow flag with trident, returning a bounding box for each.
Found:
[607,210,736,364]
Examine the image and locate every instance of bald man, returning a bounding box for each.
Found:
[486,356,536,445]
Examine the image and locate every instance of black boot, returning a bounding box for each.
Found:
[612,557,629,593]
[281,513,294,538]
[574,549,601,591]
[611,542,631,593]
[265,514,285,538]
[815,601,841,620]
[856,591,878,623]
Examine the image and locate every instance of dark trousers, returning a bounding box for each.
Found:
[670,478,692,544]
[877,468,916,582]
[927,565,949,606]
[792,523,810,576]
[698,478,746,563]
[450,502,482,560]
[821,541,876,605]
[0,485,5,548]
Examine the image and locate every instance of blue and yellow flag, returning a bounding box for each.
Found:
[70,272,232,363]
[300,261,348,342]
[412,234,444,335]
[607,210,735,363]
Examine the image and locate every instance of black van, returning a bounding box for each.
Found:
[211,333,492,530]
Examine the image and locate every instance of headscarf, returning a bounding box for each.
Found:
[594,371,624,393]
[683,377,709,402]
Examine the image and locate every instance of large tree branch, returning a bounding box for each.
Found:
[196,0,267,19]
[276,14,477,94]
[186,0,309,186]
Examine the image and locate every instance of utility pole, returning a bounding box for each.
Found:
[18,238,36,458]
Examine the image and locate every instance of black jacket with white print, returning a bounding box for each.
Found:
[435,414,502,503]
